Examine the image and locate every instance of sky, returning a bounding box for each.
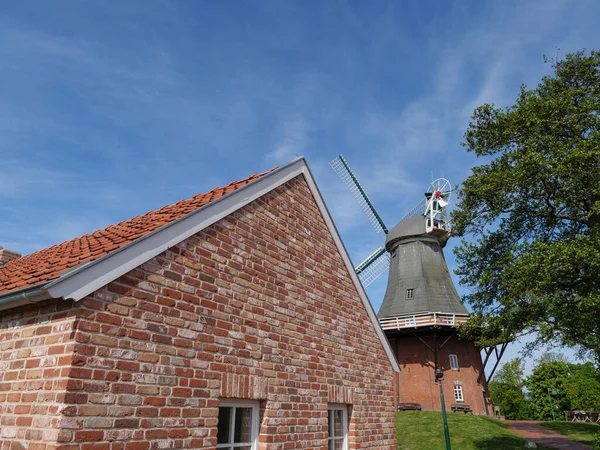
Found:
[1,0,599,375]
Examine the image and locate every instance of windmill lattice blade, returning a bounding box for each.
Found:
[329,155,387,234]
[401,198,428,220]
[356,247,386,273]
[357,251,390,288]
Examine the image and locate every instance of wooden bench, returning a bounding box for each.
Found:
[397,403,422,411]
[565,411,600,423]
[451,403,472,414]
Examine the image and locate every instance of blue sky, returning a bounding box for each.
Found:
[1,0,599,373]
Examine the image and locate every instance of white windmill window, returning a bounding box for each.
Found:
[404,316,416,327]
[449,354,459,370]
[217,400,259,449]
[406,288,414,300]
[454,382,464,402]
[328,404,349,450]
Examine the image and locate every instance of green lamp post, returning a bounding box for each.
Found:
[547,389,558,421]
[436,368,452,450]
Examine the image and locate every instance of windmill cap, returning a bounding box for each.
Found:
[385,216,450,251]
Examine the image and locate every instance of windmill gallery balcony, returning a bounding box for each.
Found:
[379,312,470,331]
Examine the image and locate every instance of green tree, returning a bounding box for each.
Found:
[488,358,531,419]
[564,362,600,410]
[453,50,600,363]
[525,359,570,420]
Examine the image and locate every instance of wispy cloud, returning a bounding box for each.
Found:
[266,116,308,162]
[0,163,78,199]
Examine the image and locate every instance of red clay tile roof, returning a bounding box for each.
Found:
[0,167,277,296]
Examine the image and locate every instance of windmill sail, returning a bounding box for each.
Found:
[329,155,388,234]
[355,248,390,288]
[400,198,427,221]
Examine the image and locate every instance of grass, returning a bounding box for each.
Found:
[542,420,600,445]
[396,411,552,450]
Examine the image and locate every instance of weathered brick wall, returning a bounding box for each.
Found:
[1,176,397,449]
[0,299,80,450]
[394,334,490,415]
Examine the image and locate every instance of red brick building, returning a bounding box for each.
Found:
[0,158,399,450]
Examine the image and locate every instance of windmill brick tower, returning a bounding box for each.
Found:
[330,155,491,415]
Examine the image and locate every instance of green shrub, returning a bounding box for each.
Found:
[593,430,600,450]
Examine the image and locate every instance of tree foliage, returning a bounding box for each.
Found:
[490,355,600,419]
[563,362,600,410]
[453,50,600,362]
[488,359,531,419]
[525,359,570,420]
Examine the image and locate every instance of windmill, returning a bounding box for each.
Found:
[330,154,494,418]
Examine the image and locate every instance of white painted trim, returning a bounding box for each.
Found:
[453,383,464,402]
[327,404,349,450]
[449,354,459,370]
[301,163,400,372]
[217,400,260,449]
[37,157,398,371]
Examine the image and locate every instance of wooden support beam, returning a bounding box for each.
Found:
[413,331,435,353]
[438,330,457,351]
[477,347,494,385]
[487,342,508,382]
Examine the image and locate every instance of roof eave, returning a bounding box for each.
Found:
[31,157,307,303]
[0,162,298,308]
[0,285,52,312]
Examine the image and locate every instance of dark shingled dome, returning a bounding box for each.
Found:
[377,216,468,318]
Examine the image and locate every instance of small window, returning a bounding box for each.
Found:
[404,316,416,327]
[406,288,414,299]
[328,404,348,450]
[442,316,454,325]
[217,400,259,449]
[454,382,464,402]
[449,354,459,370]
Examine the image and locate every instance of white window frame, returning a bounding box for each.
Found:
[404,316,416,327]
[453,383,464,402]
[328,404,349,450]
[449,354,459,370]
[216,400,260,450]
[406,288,414,299]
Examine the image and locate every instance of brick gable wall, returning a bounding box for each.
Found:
[0,176,397,449]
